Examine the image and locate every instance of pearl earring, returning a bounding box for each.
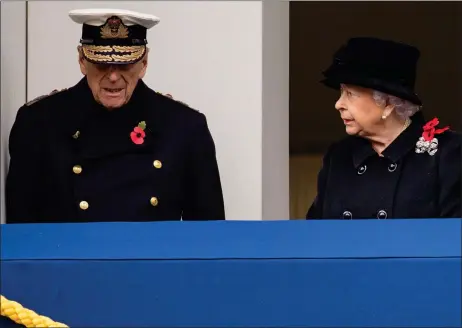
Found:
[382,115,387,120]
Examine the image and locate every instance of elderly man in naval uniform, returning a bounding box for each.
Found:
[5,8,226,223]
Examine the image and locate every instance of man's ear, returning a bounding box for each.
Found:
[139,47,149,79]
[143,48,150,67]
[77,45,87,75]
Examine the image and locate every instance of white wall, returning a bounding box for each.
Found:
[0,2,27,224]
[1,1,289,222]
[262,1,289,220]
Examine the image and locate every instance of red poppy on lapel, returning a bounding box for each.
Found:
[415,117,450,156]
[131,121,147,145]
[422,117,449,142]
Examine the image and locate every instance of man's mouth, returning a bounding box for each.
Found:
[103,88,124,93]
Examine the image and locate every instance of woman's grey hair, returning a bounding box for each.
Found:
[372,90,421,119]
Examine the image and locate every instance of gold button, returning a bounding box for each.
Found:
[73,165,82,174]
[150,197,158,206]
[79,201,89,210]
[72,131,80,139]
[153,160,162,169]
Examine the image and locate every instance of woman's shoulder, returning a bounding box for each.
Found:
[419,123,461,160]
[439,129,462,144]
[435,129,461,161]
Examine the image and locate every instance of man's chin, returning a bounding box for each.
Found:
[100,98,126,110]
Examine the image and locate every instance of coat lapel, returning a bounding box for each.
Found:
[59,78,160,160]
[352,111,427,167]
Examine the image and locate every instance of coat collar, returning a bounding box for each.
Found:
[62,77,160,159]
[352,111,426,168]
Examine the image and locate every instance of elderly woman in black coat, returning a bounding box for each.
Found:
[307,37,461,220]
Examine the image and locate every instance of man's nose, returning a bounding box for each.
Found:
[108,71,121,81]
[106,66,122,81]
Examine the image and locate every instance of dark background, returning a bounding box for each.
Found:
[289,1,462,154]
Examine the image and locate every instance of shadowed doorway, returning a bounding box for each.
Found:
[289,1,462,219]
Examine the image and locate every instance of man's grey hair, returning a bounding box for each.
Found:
[372,90,421,119]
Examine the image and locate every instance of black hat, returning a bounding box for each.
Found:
[69,9,160,65]
[321,37,422,105]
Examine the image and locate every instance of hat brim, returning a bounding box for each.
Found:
[321,74,422,106]
[81,44,146,65]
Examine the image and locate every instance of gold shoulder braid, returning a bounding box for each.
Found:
[26,88,67,106]
[156,91,190,107]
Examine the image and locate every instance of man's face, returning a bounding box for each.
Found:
[78,47,148,110]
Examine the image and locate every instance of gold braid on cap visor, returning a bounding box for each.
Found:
[82,45,146,63]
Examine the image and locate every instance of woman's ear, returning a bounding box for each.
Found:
[381,103,395,119]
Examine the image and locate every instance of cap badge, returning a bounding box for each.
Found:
[100,16,129,39]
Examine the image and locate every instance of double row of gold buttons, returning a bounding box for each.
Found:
[74,160,163,211]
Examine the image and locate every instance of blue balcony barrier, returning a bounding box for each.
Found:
[1,219,461,327]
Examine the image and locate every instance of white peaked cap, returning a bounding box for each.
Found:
[69,8,160,29]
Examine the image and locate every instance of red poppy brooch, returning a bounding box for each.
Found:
[130,121,147,145]
[415,117,449,156]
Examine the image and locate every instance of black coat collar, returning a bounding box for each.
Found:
[62,77,160,159]
[352,112,426,168]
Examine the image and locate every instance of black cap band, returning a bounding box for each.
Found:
[80,16,148,46]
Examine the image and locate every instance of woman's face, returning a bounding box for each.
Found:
[335,84,392,137]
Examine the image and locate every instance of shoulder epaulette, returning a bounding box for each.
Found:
[25,88,67,106]
[156,91,191,108]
